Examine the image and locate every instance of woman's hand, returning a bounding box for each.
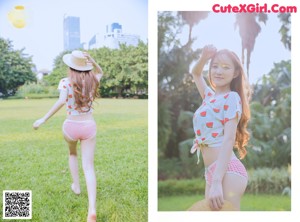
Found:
[201,44,217,62]
[191,44,217,76]
[208,180,224,210]
[83,52,96,64]
[33,118,45,130]
[83,51,103,75]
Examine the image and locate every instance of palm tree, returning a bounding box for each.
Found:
[178,11,209,47]
[278,13,291,51]
[234,13,268,78]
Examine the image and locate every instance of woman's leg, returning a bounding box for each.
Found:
[64,134,81,194]
[222,173,247,210]
[80,135,97,220]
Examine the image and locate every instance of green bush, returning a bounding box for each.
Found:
[247,167,290,194]
[158,158,184,180]
[121,92,148,99]
[14,82,147,99]
[158,156,205,180]
[158,179,205,197]
[15,82,59,99]
[158,167,290,197]
[137,93,148,99]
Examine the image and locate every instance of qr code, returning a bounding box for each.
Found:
[3,190,32,219]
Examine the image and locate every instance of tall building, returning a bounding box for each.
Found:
[63,16,81,51]
[106,22,122,34]
[88,22,140,49]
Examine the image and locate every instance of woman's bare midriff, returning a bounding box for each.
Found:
[201,146,236,167]
[67,113,94,121]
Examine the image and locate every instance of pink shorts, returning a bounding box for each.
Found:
[205,157,248,186]
[62,119,97,141]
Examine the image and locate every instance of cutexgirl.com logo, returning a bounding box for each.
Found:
[212,3,297,13]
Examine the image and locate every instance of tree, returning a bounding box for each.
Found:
[43,50,70,86]
[278,13,291,51]
[178,11,209,47]
[158,11,183,56]
[0,38,36,97]
[234,13,268,77]
[44,42,148,98]
[98,42,148,97]
[245,60,291,168]
[243,13,291,169]
[158,12,207,160]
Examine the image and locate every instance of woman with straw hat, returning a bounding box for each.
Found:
[33,50,103,222]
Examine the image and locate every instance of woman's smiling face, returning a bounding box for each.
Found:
[210,53,237,90]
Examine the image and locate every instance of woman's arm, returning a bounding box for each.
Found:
[192,45,217,98]
[208,118,238,210]
[90,58,103,75]
[84,52,103,81]
[32,90,67,130]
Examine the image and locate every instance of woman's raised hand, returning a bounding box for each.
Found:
[191,45,217,76]
[84,51,103,75]
[201,45,217,61]
[83,52,94,63]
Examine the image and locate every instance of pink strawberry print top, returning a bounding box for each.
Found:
[191,86,242,164]
[58,78,93,116]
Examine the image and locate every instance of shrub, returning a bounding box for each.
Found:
[137,93,148,99]
[158,179,205,197]
[158,158,183,180]
[15,82,59,99]
[158,157,205,180]
[247,167,290,194]
[158,167,291,197]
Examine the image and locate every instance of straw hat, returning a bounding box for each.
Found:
[187,199,237,211]
[63,50,93,71]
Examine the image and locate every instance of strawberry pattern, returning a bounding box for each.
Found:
[58,77,93,116]
[192,86,242,154]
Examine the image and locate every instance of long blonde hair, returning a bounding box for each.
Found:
[208,49,251,159]
[68,68,99,112]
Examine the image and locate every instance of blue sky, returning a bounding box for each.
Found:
[0,0,148,71]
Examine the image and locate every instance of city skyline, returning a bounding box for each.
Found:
[89,22,141,49]
[0,0,148,71]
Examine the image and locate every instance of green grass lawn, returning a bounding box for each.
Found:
[158,194,291,211]
[0,98,148,222]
